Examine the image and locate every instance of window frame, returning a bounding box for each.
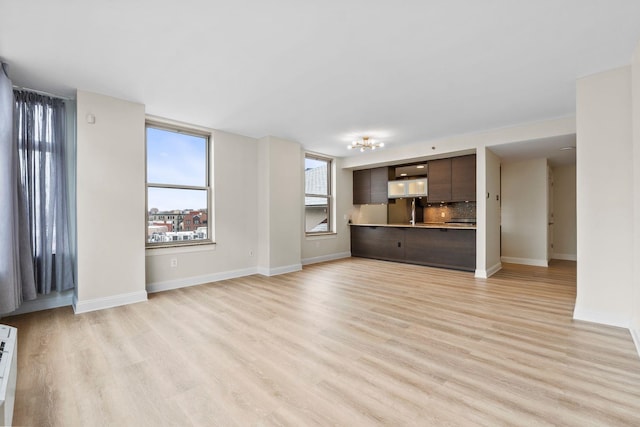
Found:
[145,121,213,248]
[304,153,333,235]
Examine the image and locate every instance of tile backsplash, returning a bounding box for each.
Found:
[423,201,476,223]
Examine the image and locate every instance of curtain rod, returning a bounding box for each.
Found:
[12,84,73,101]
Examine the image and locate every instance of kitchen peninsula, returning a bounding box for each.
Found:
[350,154,477,272]
[350,222,476,271]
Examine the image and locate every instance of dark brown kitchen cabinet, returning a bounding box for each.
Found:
[451,155,476,201]
[427,158,452,202]
[370,167,389,204]
[350,225,476,271]
[404,228,476,271]
[353,167,389,204]
[350,226,405,262]
[353,169,371,205]
[426,154,476,203]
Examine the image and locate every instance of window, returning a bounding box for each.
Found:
[304,154,332,234]
[146,123,211,246]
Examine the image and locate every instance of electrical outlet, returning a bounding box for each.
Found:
[441,212,446,218]
[170,258,178,268]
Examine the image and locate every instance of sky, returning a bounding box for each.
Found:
[147,126,208,212]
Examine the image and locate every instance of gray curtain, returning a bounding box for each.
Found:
[14,90,75,296]
[0,64,37,313]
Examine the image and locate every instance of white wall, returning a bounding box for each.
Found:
[257,137,270,272]
[301,156,352,264]
[257,136,302,275]
[342,118,575,170]
[631,42,640,347]
[552,164,577,260]
[145,129,260,292]
[483,148,502,276]
[575,66,633,328]
[501,158,549,266]
[76,96,306,295]
[75,91,147,312]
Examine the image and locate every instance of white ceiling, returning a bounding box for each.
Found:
[1,1,640,160]
[489,134,576,167]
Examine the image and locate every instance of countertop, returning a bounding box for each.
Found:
[350,222,476,230]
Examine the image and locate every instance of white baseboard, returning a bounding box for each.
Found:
[474,270,487,279]
[147,267,258,294]
[572,306,630,329]
[631,327,640,359]
[149,263,303,295]
[475,262,502,279]
[73,290,148,314]
[2,291,74,317]
[551,253,577,261]
[501,256,548,267]
[257,263,302,277]
[302,251,351,266]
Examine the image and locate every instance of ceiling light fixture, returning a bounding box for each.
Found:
[347,136,384,152]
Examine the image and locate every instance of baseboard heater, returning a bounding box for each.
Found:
[0,325,17,426]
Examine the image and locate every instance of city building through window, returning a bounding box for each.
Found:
[304,154,332,234]
[146,123,211,246]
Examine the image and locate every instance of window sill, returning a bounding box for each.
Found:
[145,242,216,256]
[305,232,337,240]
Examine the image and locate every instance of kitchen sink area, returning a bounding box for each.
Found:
[355,222,476,229]
[350,197,477,271]
[350,154,477,272]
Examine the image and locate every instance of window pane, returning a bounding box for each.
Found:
[305,196,328,232]
[147,188,208,243]
[305,157,328,195]
[147,126,207,186]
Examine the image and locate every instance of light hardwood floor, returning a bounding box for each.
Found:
[4,259,640,426]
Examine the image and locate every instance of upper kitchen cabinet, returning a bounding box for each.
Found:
[388,178,428,198]
[353,167,390,204]
[425,154,476,203]
[451,154,476,201]
[353,169,371,204]
[394,163,428,178]
[370,167,389,204]
[427,158,452,202]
